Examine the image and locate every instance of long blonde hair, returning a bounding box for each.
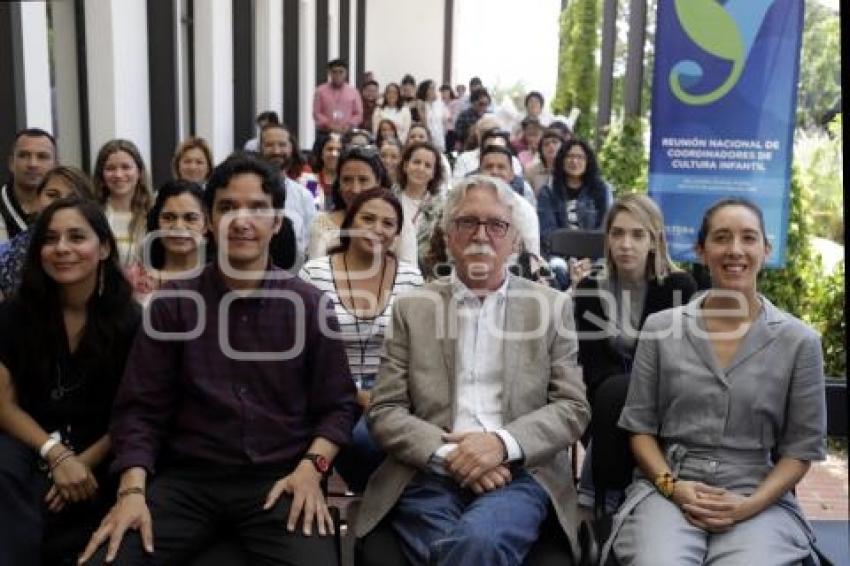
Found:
[602,193,678,282]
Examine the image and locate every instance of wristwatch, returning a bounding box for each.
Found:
[302,453,331,475]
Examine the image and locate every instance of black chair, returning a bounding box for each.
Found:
[547,229,605,260]
[355,506,579,566]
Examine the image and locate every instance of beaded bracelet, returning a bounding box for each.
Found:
[48,449,75,472]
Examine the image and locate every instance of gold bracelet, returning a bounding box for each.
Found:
[653,471,677,499]
[117,486,146,499]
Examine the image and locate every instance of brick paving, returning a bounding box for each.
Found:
[798,453,849,521]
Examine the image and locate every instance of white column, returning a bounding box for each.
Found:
[85,0,151,168]
[349,0,358,81]
[194,0,234,164]
[328,0,340,60]
[18,2,52,132]
[298,0,317,149]
[49,0,82,166]
[255,0,283,118]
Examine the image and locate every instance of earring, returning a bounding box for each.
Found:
[97,262,105,297]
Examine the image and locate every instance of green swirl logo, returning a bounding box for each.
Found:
[669,0,775,106]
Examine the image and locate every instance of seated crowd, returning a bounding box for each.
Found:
[0,60,828,566]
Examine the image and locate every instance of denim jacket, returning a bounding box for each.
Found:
[537,180,613,256]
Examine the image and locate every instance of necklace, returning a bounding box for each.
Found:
[342,252,389,369]
[51,354,86,402]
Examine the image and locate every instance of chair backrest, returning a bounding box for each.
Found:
[548,229,605,259]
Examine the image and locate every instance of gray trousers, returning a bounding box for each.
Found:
[612,491,814,566]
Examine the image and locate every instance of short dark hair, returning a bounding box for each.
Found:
[401,74,416,86]
[204,153,284,213]
[696,197,769,249]
[10,128,57,155]
[480,129,512,151]
[256,111,280,125]
[362,79,379,89]
[480,145,514,167]
[524,91,544,108]
[328,58,347,70]
[470,76,483,88]
[471,88,490,104]
[259,123,306,178]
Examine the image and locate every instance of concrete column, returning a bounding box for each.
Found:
[348,0,358,81]
[328,0,340,60]
[298,0,317,149]
[255,0,284,118]
[194,0,234,163]
[84,0,151,168]
[19,2,53,132]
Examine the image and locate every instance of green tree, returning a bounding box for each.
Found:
[795,115,844,243]
[598,115,647,194]
[553,0,598,141]
[759,166,820,320]
[797,3,840,129]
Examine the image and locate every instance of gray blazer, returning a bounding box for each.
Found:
[356,275,591,553]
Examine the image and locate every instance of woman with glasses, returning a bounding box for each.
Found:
[307,145,391,259]
[372,83,411,143]
[299,188,422,492]
[573,194,696,516]
[128,180,208,305]
[0,198,140,564]
[92,139,154,269]
[395,142,445,269]
[537,138,613,289]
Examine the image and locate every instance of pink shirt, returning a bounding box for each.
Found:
[313,82,363,131]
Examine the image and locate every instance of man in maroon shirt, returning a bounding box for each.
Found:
[79,155,357,565]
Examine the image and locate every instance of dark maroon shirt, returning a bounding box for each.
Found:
[110,264,358,475]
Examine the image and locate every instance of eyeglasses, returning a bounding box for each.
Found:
[565,153,587,162]
[452,216,511,238]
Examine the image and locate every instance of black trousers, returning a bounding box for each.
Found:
[84,465,338,566]
[0,434,113,566]
[589,373,636,509]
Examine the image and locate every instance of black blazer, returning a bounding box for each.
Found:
[573,271,697,403]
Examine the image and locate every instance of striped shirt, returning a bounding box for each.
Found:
[299,255,423,389]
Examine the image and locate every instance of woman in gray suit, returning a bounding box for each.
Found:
[603,198,826,565]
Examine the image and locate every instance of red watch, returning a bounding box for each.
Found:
[302,453,331,475]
